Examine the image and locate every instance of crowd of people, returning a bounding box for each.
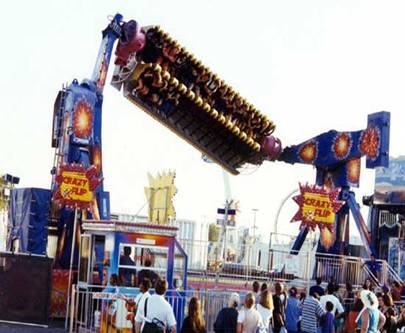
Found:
[117,275,405,333]
[212,279,405,333]
[122,276,207,333]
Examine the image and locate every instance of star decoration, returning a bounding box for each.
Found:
[332,132,352,160]
[291,183,345,231]
[359,126,380,160]
[73,99,93,139]
[298,141,318,163]
[52,163,103,210]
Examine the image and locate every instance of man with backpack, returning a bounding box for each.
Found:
[126,278,152,332]
[135,278,176,333]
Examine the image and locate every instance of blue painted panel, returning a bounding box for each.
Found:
[374,157,405,204]
[366,111,390,169]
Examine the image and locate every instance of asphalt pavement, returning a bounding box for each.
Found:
[0,320,65,333]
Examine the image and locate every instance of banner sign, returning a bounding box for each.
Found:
[291,183,345,230]
[52,164,102,209]
[216,218,236,227]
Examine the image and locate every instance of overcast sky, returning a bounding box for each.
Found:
[1,0,405,240]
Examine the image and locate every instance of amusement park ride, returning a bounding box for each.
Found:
[4,13,394,303]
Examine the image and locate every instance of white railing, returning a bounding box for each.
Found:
[69,250,404,332]
[269,249,404,289]
[180,236,401,288]
[70,285,240,333]
[379,259,403,286]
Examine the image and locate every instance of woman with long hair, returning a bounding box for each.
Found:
[181,297,207,333]
[382,293,396,315]
[257,290,273,333]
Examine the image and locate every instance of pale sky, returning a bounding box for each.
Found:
[2,0,405,240]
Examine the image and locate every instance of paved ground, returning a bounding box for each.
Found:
[0,320,65,333]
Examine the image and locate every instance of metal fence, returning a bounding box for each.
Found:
[68,250,404,332]
[68,236,403,331]
[178,233,315,273]
[268,248,404,289]
[268,248,380,289]
[69,285,240,333]
[181,242,402,290]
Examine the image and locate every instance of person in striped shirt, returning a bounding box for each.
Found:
[301,293,325,333]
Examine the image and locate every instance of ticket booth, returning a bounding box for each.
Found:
[76,220,188,332]
[78,220,188,289]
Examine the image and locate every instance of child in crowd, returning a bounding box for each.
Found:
[320,301,334,333]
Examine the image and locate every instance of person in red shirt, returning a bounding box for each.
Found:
[391,281,402,302]
[345,298,363,333]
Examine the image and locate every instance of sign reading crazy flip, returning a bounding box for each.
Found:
[60,171,92,200]
[52,164,102,209]
[302,192,335,224]
[291,184,345,230]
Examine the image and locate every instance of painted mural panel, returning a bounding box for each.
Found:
[375,157,405,204]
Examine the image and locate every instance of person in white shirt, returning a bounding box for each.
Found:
[122,278,152,329]
[256,290,273,332]
[319,283,344,315]
[135,278,152,315]
[135,278,177,333]
[237,293,262,333]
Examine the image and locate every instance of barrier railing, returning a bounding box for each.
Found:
[68,251,403,332]
[178,238,265,272]
[314,254,370,288]
[380,260,403,286]
[249,248,401,289]
[69,285,239,333]
[177,237,402,290]
[360,261,379,286]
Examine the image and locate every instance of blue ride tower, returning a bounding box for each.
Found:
[50,14,123,268]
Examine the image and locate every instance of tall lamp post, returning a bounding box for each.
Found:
[252,208,259,242]
[248,209,258,273]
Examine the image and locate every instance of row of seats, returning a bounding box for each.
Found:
[135,27,275,144]
[131,63,262,153]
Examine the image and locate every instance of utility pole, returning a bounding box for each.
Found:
[250,208,258,271]
[223,200,230,263]
[252,208,259,242]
